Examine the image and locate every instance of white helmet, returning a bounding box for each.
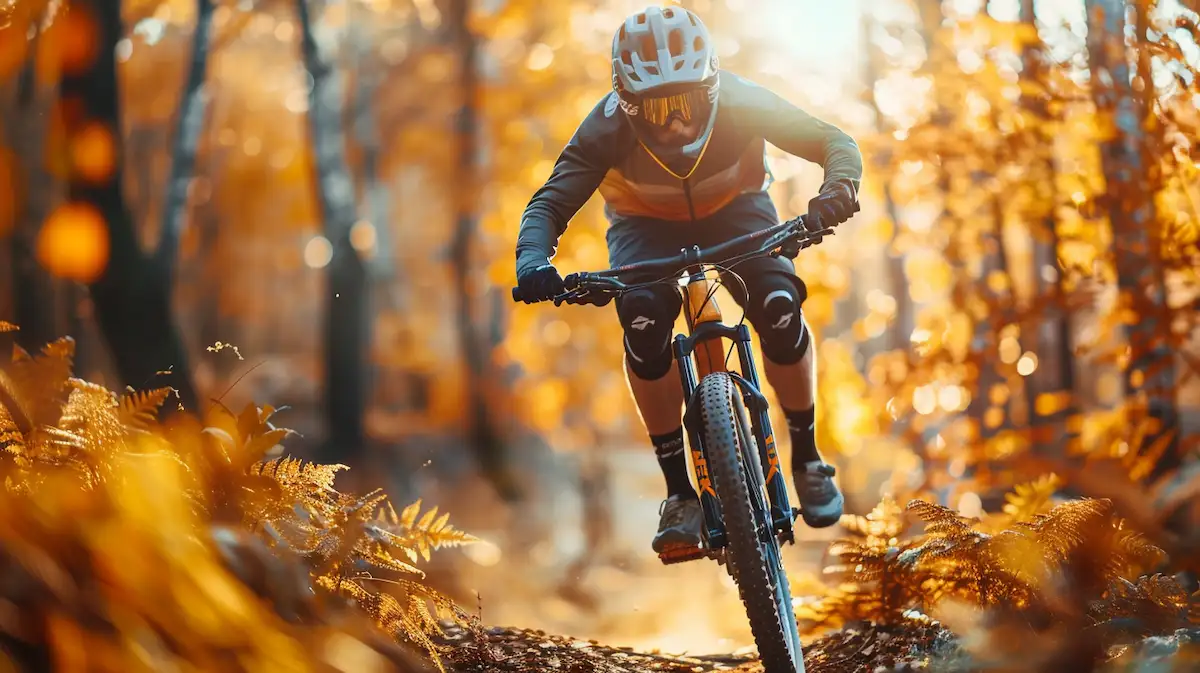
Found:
[610,6,720,141]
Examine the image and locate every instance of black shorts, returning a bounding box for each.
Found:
[605,191,808,308]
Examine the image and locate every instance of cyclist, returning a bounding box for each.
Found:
[515,6,863,554]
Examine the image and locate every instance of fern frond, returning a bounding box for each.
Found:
[0,402,25,458]
[1090,574,1191,634]
[841,496,907,544]
[119,387,173,431]
[1022,498,1113,564]
[253,457,347,499]
[362,498,478,567]
[0,321,16,332]
[998,473,1061,525]
[59,379,125,460]
[907,499,979,540]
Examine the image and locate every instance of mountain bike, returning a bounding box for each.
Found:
[511,213,835,673]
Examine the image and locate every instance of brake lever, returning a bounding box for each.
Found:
[553,289,582,306]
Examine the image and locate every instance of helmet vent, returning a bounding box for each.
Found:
[638,35,655,62]
[668,29,684,56]
[636,12,646,24]
[694,36,705,51]
[645,64,659,75]
[674,60,684,71]
[663,8,674,18]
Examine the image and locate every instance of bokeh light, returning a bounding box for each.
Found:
[304,235,333,269]
[70,122,116,183]
[36,202,109,282]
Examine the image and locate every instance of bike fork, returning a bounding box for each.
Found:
[674,334,728,551]
[729,324,796,543]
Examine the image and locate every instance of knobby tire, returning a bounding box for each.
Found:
[698,372,804,673]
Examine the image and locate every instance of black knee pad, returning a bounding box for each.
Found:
[750,286,810,365]
[616,286,680,380]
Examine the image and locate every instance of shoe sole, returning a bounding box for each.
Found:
[800,494,845,529]
[652,531,702,554]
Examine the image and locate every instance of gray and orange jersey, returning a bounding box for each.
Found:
[516,72,863,276]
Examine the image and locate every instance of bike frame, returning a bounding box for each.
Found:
[512,214,832,560]
[669,246,797,557]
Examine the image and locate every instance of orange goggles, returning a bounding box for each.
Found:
[637,85,715,127]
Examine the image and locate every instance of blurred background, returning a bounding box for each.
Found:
[0,0,1197,657]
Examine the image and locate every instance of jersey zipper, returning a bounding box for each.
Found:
[682,177,697,222]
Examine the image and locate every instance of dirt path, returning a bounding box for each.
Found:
[437,622,956,673]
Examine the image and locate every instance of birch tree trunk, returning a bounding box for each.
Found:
[296,0,370,461]
[155,0,214,283]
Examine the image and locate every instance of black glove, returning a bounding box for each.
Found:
[516,263,565,303]
[807,180,858,230]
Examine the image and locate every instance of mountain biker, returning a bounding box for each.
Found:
[515,6,862,554]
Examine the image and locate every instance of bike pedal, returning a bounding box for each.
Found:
[657,543,707,565]
[791,507,803,521]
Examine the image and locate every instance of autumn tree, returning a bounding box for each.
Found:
[296,0,371,462]
[55,0,198,410]
[1084,0,1181,474]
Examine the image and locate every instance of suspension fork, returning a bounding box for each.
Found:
[730,326,796,542]
[674,332,727,549]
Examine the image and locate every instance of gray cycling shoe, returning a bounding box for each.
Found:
[794,461,844,528]
[652,494,704,553]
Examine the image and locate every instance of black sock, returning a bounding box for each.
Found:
[651,428,696,499]
[784,406,821,469]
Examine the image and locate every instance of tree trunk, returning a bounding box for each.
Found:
[64,0,197,409]
[447,0,518,501]
[5,13,67,353]
[1020,0,1078,457]
[1084,0,1180,471]
[296,0,370,462]
[155,0,215,283]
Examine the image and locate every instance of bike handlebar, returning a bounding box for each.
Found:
[512,213,832,305]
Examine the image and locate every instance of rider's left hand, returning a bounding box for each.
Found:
[808,180,858,229]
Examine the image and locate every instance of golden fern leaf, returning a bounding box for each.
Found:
[999,473,1061,524]
[58,379,125,460]
[0,321,16,332]
[839,496,906,545]
[1090,574,1191,632]
[907,499,978,539]
[0,402,25,459]
[6,337,75,426]
[119,387,173,432]
[1106,523,1166,579]
[379,498,478,563]
[253,457,347,501]
[1022,497,1113,564]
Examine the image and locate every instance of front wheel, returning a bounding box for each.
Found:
[697,372,804,673]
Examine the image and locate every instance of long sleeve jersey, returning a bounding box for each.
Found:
[515,71,864,275]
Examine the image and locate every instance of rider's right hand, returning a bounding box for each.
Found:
[516,263,566,303]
